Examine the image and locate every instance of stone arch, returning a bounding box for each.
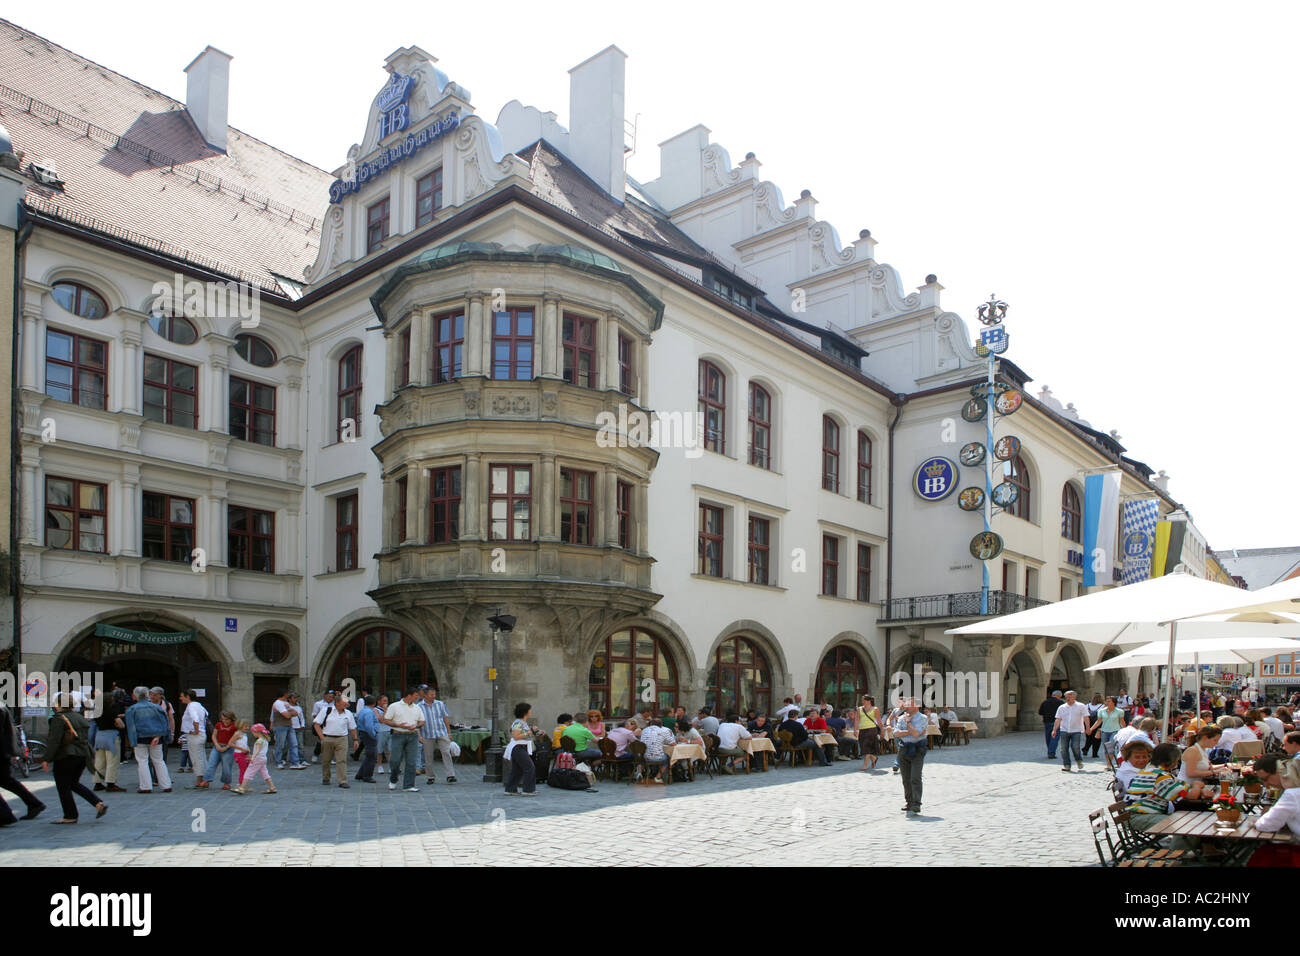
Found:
[577,610,697,691]
[309,608,441,698]
[1096,648,1126,699]
[704,619,791,692]
[240,619,303,675]
[1005,646,1047,731]
[812,631,883,700]
[1046,642,1090,695]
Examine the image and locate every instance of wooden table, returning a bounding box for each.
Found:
[1143,809,1294,865]
[662,743,705,784]
[946,721,978,745]
[740,736,775,770]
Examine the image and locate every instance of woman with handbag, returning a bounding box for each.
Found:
[858,695,882,770]
[42,694,108,824]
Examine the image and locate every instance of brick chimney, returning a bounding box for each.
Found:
[185,46,232,151]
[568,46,627,203]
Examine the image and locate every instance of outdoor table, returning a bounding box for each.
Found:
[663,743,705,784]
[1142,810,1295,865]
[948,721,978,744]
[450,729,492,764]
[740,735,776,770]
[811,733,836,748]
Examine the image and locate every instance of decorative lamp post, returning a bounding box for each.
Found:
[481,610,517,783]
[973,295,1011,616]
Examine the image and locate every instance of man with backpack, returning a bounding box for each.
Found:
[894,697,930,815]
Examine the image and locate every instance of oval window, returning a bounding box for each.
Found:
[234,334,277,367]
[148,313,199,345]
[51,281,109,319]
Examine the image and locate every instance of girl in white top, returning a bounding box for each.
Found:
[1178,726,1222,784]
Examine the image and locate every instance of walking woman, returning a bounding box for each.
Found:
[858,694,882,770]
[504,702,537,796]
[42,694,107,824]
[1088,696,1127,768]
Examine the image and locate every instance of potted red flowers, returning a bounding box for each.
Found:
[1211,793,1242,823]
[1241,771,1263,795]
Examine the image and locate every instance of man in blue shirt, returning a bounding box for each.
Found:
[416,686,457,785]
[894,698,930,815]
[354,695,381,783]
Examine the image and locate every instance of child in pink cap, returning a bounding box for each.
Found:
[234,723,276,794]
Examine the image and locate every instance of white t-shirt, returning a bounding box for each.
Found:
[775,703,798,721]
[939,709,958,721]
[1054,701,1091,734]
[316,707,357,736]
[717,722,752,750]
[229,732,249,754]
[1263,716,1286,741]
[251,737,269,761]
[1115,762,1140,794]
[1114,726,1153,752]
[181,701,207,735]
[1255,787,1300,836]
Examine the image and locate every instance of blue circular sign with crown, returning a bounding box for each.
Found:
[913,457,958,501]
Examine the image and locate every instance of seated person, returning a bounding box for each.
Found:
[552,713,574,749]
[715,714,752,773]
[778,713,830,766]
[1251,756,1300,835]
[631,707,653,731]
[697,709,721,736]
[585,710,607,748]
[825,709,856,759]
[747,714,771,737]
[561,717,603,763]
[1115,739,1154,794]
[638,719,674,784]
[675,721,705,748]
[1280,730,1300,789]
[938,706,959,723]
[1124,743,1187,832]
[1178,725,1225,798]
[606,719,640,758]
[1261,708,1287,744]
[805,709,829,733]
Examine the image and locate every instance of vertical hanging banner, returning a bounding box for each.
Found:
[1082,471,1122,587]
[1151,520,1188,578]
[1120,498,1159,585]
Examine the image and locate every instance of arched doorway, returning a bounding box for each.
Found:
[587,628,679,719]
[1005,650,1045,731]
[1098,651,1124,699]
[892,647,954,707]
[706,635,772,717]
[61,621,223,717]
[329,626,435,702]
[816,645,869,710]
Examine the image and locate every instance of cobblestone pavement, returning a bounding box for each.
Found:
[0,732,1111,866]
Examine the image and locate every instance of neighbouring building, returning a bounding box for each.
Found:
[4,19,1228,736]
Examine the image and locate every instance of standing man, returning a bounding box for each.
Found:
[1039,690,1064,759]
[417,685,457,785]
[126,687,173,794]
[894,698,929,815]
[314,695,358,788]
[178,690,208,788]
[381,687,425,792]
[1117,688,1133,722]
[1051,689,1092,772]
[148,687,174,766]
[310,690,336,764]
[355,696,380,783]
[271,690,305,770]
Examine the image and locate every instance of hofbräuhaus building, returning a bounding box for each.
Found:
[3,20,1211,735]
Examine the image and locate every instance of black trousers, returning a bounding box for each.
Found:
[899,746,926,811]
[504,746,536,794]
[1,758,43,823]
[355,731,377,781]
[53,757,99,820]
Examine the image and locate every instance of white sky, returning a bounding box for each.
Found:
[10,1,1297,552]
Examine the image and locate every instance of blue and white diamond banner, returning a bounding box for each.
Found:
[1120,498,1159,585]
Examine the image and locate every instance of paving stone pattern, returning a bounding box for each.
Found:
[0,732,1110,866]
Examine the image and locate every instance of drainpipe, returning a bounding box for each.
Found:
[10,208,31,677]
[884,393,906,685]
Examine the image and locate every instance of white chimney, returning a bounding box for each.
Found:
[1152,469,1170,492]
[185,46,233,151]
[568,45,627,203]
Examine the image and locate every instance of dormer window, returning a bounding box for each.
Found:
[707,274,752,310]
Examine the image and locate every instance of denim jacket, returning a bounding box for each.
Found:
[124,700,170,747]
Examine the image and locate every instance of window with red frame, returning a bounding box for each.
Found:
[489,465,530,541]
[45,329,107,409]
[822,417,840,492]
[395,475,408,545]
[562,314,597,389]
[415,168,443,227]
[698,361,726,454]
[51,281,108,319]
[398,326,411,387]
[1005,455,1031,520]
[337,346,362,441]
[699,504,724,577]
[45,477,106,553]
[857,543,872,602]
[748,515,770,585]
[336,493,358,571]
[560,468,594,545]
[492,309,534,380]
[142,492,195,563]
[228,505,274,572]
[1061,483,1081,542]
[618,334,635,396]
[430,466,462,543]
[229,376,275,446]
[616,480,631,549]
[857,431,872,504]
[143,353,198,429]
[433,311,464,383]
[748,383,771,469]
[822,535,840,596]
[366,197,390,253]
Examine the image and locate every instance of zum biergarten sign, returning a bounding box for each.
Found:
[94,623,198,645]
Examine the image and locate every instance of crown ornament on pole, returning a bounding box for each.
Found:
[977,294,1008,326]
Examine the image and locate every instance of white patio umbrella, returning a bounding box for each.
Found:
[946,573,1300,733]
[1177,575,1300,620]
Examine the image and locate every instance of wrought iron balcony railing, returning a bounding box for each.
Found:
[881,589,1051,622]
